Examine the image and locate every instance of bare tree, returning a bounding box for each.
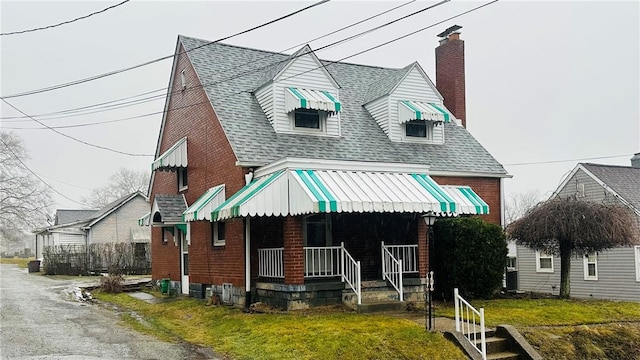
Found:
[0,131,52,241]
[507,197,640,298]
[82,167,149,208]
[504,189,544,226]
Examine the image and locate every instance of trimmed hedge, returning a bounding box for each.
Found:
[432,217,507,300]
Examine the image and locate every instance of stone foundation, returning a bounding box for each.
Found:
[255,281,346,310]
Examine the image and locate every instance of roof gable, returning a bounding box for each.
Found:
[86,192,148,228]
[55,209,98,225]
[271,45,340,89]
[555,163,640,215]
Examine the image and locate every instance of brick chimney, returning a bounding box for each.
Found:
[631,153,640,168]
[436,25,466,128]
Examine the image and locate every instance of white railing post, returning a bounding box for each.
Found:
[454,288,460,332]
[480,308,486,360]
[341,242,345,283]
[398,259,403,302]
[381,241,386,280]
[356,260,361,305]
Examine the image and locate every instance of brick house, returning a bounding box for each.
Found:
[149,27,508,309]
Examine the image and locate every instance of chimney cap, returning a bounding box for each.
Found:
[437,25,462,38]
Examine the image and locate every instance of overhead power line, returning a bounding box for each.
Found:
[1,0,416,122]
[504,154,635,166]
[2,98,153,156]
[3,0,495,135]
[0,0,330,99]
[1,0,131,36]
[0,134,84,206]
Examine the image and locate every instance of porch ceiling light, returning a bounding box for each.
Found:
[422,211,437,226]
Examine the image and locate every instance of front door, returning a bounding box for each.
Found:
[180,229,189,295]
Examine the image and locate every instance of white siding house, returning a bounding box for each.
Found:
[516,157,640,301]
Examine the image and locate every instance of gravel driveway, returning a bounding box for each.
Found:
[0,264,220,360]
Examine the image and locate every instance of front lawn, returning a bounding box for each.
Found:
[435,297,640,327]
[0,257,34,268]
[96,292,465,360]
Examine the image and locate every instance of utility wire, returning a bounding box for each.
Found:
[0,135,84,205]
[1,0,131,36]
[2,98,153,156]
[0,0,330,99]
[4,0,493,134]
[1,0,417,122]
[504,154,635,166]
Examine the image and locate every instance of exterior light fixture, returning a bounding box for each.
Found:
[422,211,437,331]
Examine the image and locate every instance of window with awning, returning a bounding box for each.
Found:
[285,87,341,114]
[182,185,225,222]
[210,169,489,222]
[152,137,187,171]
[398,100,451,124]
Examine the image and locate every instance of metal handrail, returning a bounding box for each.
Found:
[454,288,486,360]
[341,242,361,305]
[381,243,418,273]
[381,241,404,302]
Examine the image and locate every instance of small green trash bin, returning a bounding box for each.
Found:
[160,278,170,294]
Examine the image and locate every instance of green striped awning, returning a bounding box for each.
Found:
[137,212,150,226]
[152,137,187,171]
[210,169,489,221]
[285,87,341,113]
[182,185,225,222]
[398,100,451,124]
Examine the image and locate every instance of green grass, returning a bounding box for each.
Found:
[96,292,465,360]
[435,298,640,327]
[0,257,34,268]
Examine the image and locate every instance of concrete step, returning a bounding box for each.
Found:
[476,336,510,354]
[487,351,520,360]
[355,301,406,313]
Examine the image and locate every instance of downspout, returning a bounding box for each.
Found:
[500,178,505,228]
[243,216,251,312]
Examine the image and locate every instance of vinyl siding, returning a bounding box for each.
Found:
[363,96,390,135]
[557,169,617,204]
[254,84,274,126]
[516,246,561,295]
[518,245,640,301]
[58,233,85,246]
[89,196,150,244]
[272,53,340,136]
[389,68,444,143]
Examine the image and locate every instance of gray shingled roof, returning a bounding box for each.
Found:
[180,36,507,175]
[582,163,640,211]
[55,209,98,225]
[153,194,187,223]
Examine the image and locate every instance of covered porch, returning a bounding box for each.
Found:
[205,158,489,310]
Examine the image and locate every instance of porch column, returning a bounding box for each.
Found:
[283,216,304,285]
[418,218,428,278]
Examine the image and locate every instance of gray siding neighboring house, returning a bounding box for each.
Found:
[517,154,640,301]
[34,192,150,260]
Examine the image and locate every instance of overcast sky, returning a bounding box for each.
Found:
[1,0,638,214]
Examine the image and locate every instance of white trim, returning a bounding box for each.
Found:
[254,157,431,178]
[389,62,444,102]
[273,45,340,89]
[289,108,327,134]
[535,251,554,273]
[402,120,435,142]
[635,246,640,282]
[426,170,512,179]
[213,221,225,246]
[583,253,598,281]
[85,192,146,228]
[180,69,186,91]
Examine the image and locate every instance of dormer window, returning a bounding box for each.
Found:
[405,120,433,139]
[284,87,340,134]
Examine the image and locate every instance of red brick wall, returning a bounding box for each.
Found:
[150,42,247,285]
[283,216,304,285]
[436,34,466,128]
[431,176,502,226]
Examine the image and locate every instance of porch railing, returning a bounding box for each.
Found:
[258,247,284,278]
[257,243,361,304]
[381,242,403,302]
[341,243,362,305]
[381,243,418,273]
[304,245,341,278]
[454,288,486,360]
